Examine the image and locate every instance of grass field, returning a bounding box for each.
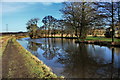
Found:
[81,36,120,42]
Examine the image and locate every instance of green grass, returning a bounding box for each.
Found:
[0,36,11,56]
[84,36,120,42]
[11,38,63,79]
[0,36,2,39]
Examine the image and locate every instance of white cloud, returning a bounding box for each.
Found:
[0,3,2,14]
[2,4,26,13]
[2,0,67,2]
[27,2,37,5]
[1,3,38,14]
[41,2,53,6]
[0,2,54,14]
[2,0,119,2]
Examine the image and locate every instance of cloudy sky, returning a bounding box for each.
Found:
[1,0,118,32]
[1,2,63,32]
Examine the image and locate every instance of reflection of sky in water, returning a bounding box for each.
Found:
[88,45,112,64]
[87,45,120,68]
[17,39,28,49]
[17,38,120,78]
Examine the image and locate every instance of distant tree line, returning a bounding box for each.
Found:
[26,2,120,41]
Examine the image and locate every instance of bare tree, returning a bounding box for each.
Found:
[57,20,65,37]
[26,18,39,38]
[97,2,119,42]
[60,2,98,39]
[42,15,57,37]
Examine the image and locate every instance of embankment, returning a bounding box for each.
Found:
[2,37,63,79]
[0,36,11,56]
[75,40,120,47]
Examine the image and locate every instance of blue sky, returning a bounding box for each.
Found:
[1,2,63,32]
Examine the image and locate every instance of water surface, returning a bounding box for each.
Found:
[17,38,120,78]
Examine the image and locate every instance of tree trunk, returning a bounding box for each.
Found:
[111,1,114,42]
[79,2,85,39]
[45,26,47,38]
[61,27,63,38]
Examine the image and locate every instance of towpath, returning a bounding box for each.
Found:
[2,39,30,78]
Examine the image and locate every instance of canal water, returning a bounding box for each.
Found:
[17,38,120,78]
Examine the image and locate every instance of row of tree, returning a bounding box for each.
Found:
[26,2,120,41]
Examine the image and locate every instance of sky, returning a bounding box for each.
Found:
[0,0,118,32]
[1,2,63,32]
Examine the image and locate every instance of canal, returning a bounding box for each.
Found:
[17,38,120,78]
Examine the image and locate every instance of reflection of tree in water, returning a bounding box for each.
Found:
[26,38,120,78]
[40,38,75,60]
[40,38,59,60]
[57,43,97,78]
[27,41,41,57]
[109,47,120,55]
[56,43,119,78]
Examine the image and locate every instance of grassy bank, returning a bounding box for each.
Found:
[84,36,120,42]
[2,37,63,79]
[15,35,29,39]
[75,37,120,47]
[12,38,62,78]
[25,35,120,42]
[0,36,11,56]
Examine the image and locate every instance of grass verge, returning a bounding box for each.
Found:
[11,38,63,79]
[75,36,120,47]
[0,36,11,56]
[79,36,120,42]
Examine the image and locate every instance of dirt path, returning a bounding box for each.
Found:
[2,39,31,78]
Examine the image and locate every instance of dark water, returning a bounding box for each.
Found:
[17,38,120,78]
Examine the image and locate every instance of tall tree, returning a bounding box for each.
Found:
[26,18,39,38]
[42,15,57,37]
[57,20,65,37]
[60,2,98,39]
[118,1,120,25]
[96,2,119,42]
